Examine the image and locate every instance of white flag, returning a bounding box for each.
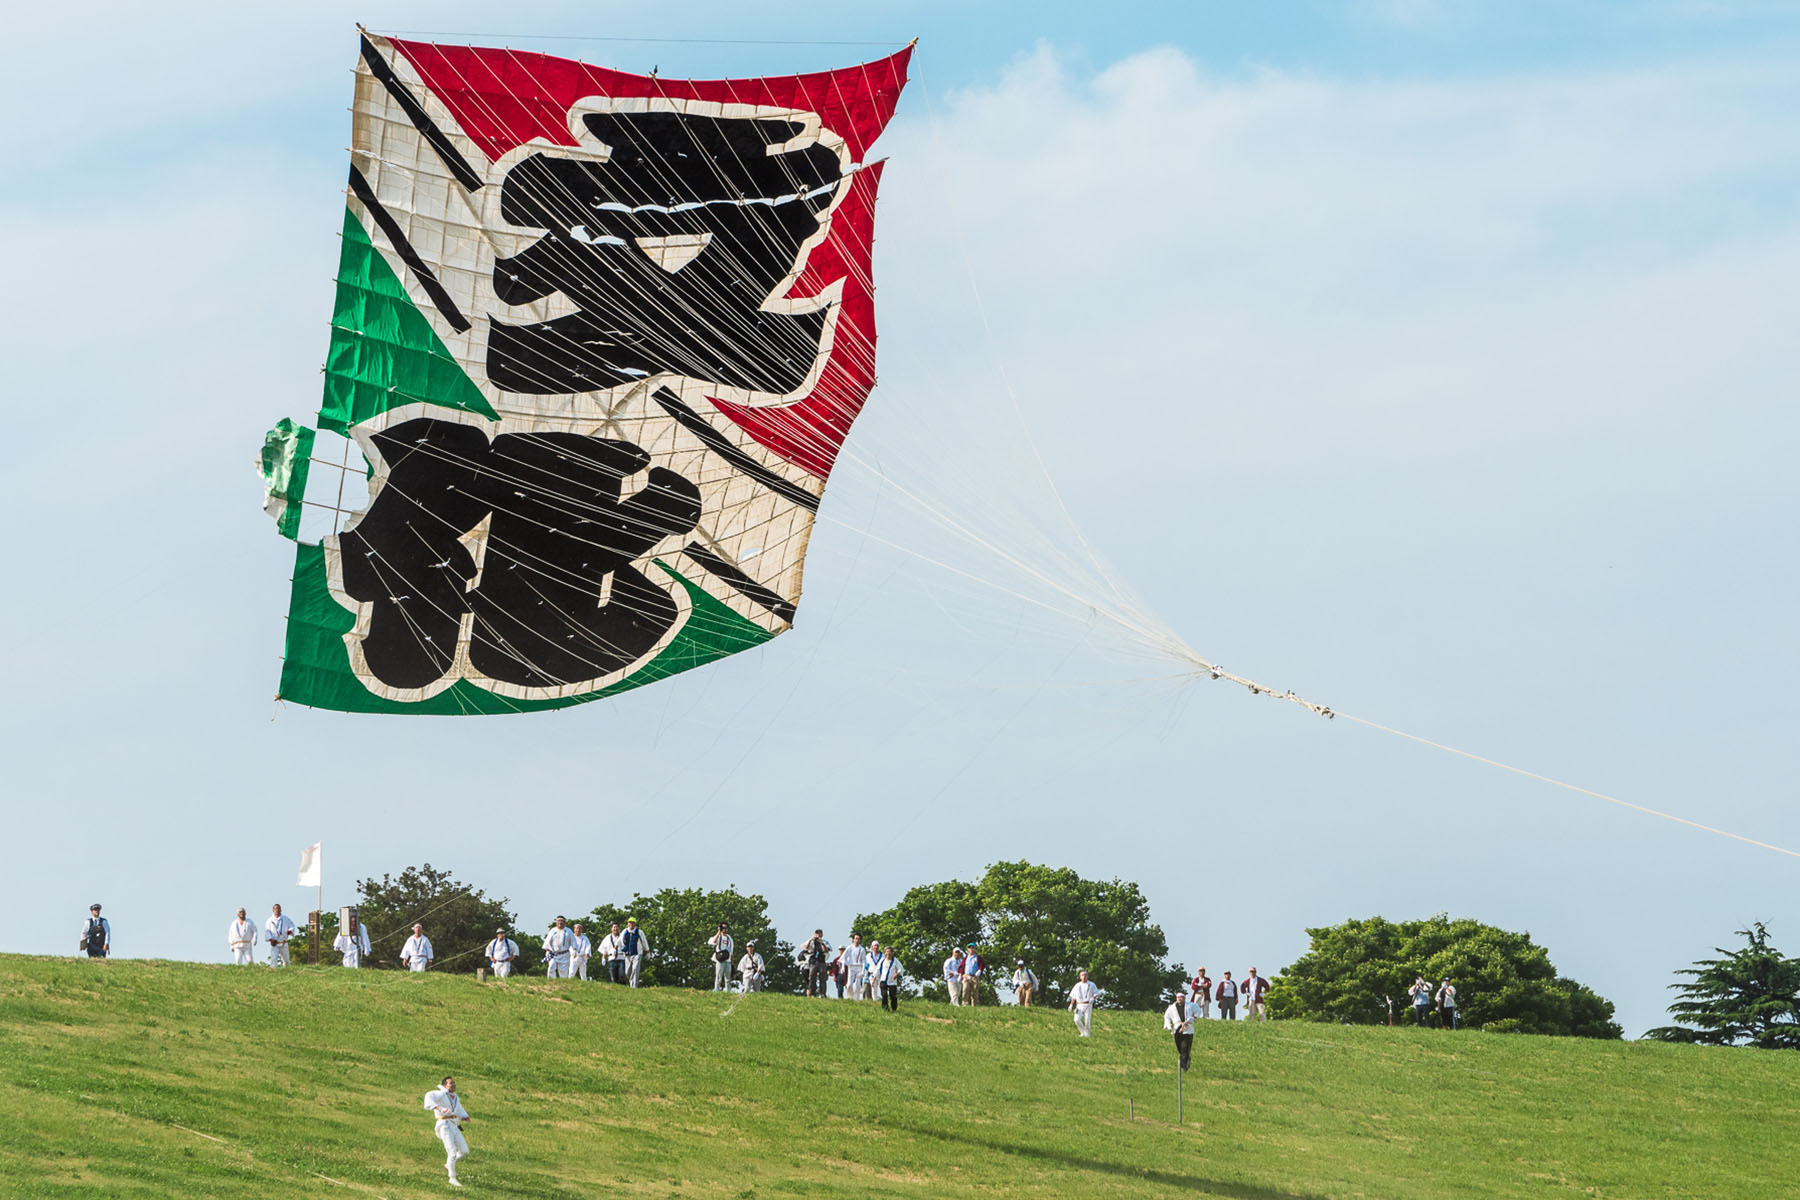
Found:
[297,842,321,888]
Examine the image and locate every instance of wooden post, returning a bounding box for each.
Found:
[309,911,321,965]
[1178,1063,1184,1125]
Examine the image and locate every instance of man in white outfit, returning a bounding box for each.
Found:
[707,922,735,991]
[942,950,963,1005]
[1069,969,1099,1037]
[422,1075,472,1188]
[621,918,650,987]
[226,908,258,965]
[265,904,297,968]
[841,933,867,1001]
[570,923,592,981]
[333,915,371,968]
[1011,959,1037,1007]
[1163,990,1196,1070]
[738,941,765,992]
[863,941,882,1000]
[485,928,519,978]
[401,924,434,972]
[543,916,575,978]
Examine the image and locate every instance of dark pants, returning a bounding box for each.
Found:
[1442,1007,1460,1029]
[86,948,106,958]
[805,961,827,996]
[1174,1031,1193,1071]
[608,958,625,984]
[1414,1004,1431,1027]
[882,983,899,1011]
[1219,998,1237,1019]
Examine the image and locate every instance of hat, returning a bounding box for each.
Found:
[746,940,756,946]
[967,943,976,949]
[90,903,102,911]
[626,917,638,924]
[495,926,506,934]
[1016,958,1024,965]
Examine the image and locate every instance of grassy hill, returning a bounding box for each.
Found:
[0,955,1792,1199]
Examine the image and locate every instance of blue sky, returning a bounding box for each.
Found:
[2,2,1797,1038]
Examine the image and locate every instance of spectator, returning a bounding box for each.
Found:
[1011,959,1037,1007]
[829,945,848,997]
[1191,968,1212,1019]
[841,933,868,1001]
[862,941,882,1000]
[707,922,734,992]
[874,945,905,1011]
[959,943,984,1006]
[1409,975,1433,1027]
[596,922,626,984]
[1215,971,1239,1020]
[1243,967,1270,1021]
[265,903,297,968]
[226,907,258,965]
[334,913,371,968]
[79,903,110,959]
[1068,970,1099,1037]
[401,924,434,972]
[798,929,831,997]
[544,916,576,979]
[570,923,592,981]
[1163,990,1196,1070]
[942,948,964,1005]
[621,918,650,987]
[1437,978,1460,1029]
[485,928,519,978]
[738,941,766,992]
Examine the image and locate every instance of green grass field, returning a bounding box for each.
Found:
[0,955,1791,1198]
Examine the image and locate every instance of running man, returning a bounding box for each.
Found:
[422,1075,472,1188]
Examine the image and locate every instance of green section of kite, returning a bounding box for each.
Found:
[277,547,774,715]
[256,419,315,541]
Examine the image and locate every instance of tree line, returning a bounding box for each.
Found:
[288,861,1800,1046]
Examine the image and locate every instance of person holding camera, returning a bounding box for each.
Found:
[707,922,735,991]
[738,941,765,992]
[799,929,831,997]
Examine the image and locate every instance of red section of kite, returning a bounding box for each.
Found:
[383,38,908,480]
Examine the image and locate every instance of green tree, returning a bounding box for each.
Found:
[1645,923,1800,1048]
[346,864,539,974]
[582,887,797,993]
[855,862,1185,1010]
[1267,914,1621,1038]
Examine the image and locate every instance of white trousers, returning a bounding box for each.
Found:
[435,1119,469,1172]
[625,953,643,986]
[547,953,571,979]
[1196,997,1210,1019]
[230,945,254,965]
[945,980,960,1005]
[491,961,512,978]
[408,960,429,972]
[844,966,865,998]
[1073,1003,1093,1036]
[572,955,589,980]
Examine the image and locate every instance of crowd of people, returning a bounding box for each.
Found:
[88,901,1470,1039]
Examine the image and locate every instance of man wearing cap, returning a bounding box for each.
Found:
[840,933,868,1002]
[596,922,626,984]
[738,941,765,992]
[959,944,984,1006]
[333,913,371,968]
[1163,989,1196,1069]
[265,903,297,967]
[78,904,110,958]
[544,915,576,979]
[621,918,650,987]
[1437,977,1460,1029]
[570,922,592,981]
[1243,967,1271,1021]
[1190,968,1213,1019]
[862,941,882,1000]
[402,924,434,972]
[707,922,734,992]
[1068,969,1099,1037]
[1011,959,1037,1007]
[226,907,258,965]
[485,928,520,978]
[942,948,964,1005]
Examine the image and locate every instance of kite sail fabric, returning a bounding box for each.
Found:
[258,35,910,714]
